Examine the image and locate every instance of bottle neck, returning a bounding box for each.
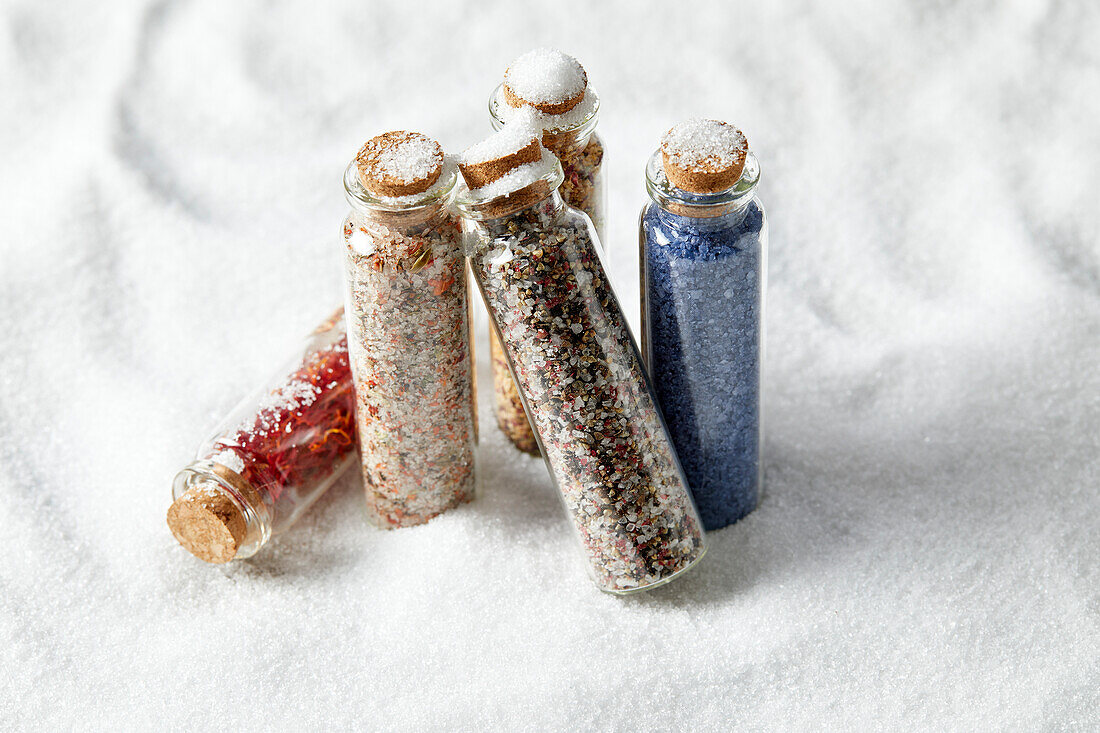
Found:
[454,157,567,222]
[170,459,271,561]
[645,149,761,220]
[348,198,452,238]
[651,197,756,233]
[504,189,568,227]
[543,127,594,161]
[488,83,600,162]
[343,159,457,233]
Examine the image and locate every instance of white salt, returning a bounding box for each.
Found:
[375,155,458,207]
[460,116,540,166]
[496,88,600,133]
[211,450,245,474]
[504,47,586,105]
[3,3,1098,731]
[368,134,443,183]
[661,118,747,170]
[470,145,557,200]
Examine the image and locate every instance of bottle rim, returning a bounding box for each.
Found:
[453,156,565,221]
[343,159,458,216]
[645,149,761,216]
[487,83,601,138]
[171,460,271,560]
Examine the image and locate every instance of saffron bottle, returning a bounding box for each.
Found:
[640,119,767,531]
[485,48,605,455]
[167,309,356,563]
[342,131,477,528]
[456,122,705,593]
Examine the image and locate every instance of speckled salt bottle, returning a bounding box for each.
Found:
[342,131,478,529]
[485,48,606,456]
[640,119,768,531]
[456,122,705,594]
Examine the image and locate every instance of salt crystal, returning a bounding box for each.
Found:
[366,134,443,183]
[211,450,245,474]
[468,146,558,200]
[460,118,540,166]
[661,118,747,171]
[496,89,599,133]
[374,155,458,207]
[504,48,586,105]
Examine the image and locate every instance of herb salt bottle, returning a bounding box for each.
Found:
[456,123,705,593]
[640,119,767,530]
[343,132,477,528]
[167,309,356,563]
[486,48,605,455]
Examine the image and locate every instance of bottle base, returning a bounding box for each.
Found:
[600,542,708,596]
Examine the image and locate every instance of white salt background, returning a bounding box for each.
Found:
[1,0,1098,729]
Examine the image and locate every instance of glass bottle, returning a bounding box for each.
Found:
[488,84,605,237]
[456,158,706,594]
[486,76,605,456]
[168,308,356,563]
[342,136,477,529]
[639,143,767,531]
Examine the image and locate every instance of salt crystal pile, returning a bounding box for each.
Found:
[344,132,476,529]
[458,114,559,202]
[661,119,749,193]
[503,47,587,114]
[355,131,445,198]
[497,48,599,133]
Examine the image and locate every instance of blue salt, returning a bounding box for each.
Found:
[642,200,765,530]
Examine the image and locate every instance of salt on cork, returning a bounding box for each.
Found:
[356,131,445,198]
[166,485,246,564]
[459,114,559,204]
[503,48,587,115]
[660,119,749,194]
[459,116,542,189]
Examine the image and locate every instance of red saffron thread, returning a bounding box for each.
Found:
[209,335,357,501]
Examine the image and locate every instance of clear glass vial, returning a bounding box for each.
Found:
[168,309,356,563]
[639,126,767,531]
[486,49,606,456]
[457,156,705,594]
[488,84,605,238]
[342,132,477,529]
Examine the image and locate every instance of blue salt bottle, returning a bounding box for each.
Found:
[639,119,767,531]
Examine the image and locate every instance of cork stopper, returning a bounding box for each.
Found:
[502,48,587,115]
[167,485,247,564]
[355,131,445,198]
[477,179,554,220]
[660,119,749,194]
[458,122,542,189]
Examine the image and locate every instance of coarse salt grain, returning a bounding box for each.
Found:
[211,449,245,474]
[504,48,586,105]
[661,119,747,171]
[497,88,599,133]
[375,156,458,206]
[460,113,540,166]
[471,146,557,200]
[365,134,443,183]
